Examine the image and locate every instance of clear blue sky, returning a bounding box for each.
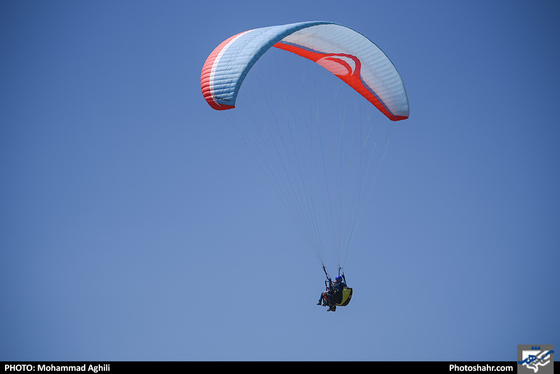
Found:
[1,0,559,361]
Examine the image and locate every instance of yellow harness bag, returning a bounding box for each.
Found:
[337,287,353,306]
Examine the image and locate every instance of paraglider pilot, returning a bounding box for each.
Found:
[317,273,347,312]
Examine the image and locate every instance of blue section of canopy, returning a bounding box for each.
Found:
[211,21,332,107]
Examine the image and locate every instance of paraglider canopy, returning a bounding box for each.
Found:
[201,21,409,121]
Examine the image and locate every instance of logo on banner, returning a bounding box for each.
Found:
[518,345,554,374]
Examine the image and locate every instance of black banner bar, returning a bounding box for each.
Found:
[2,361,558,373]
